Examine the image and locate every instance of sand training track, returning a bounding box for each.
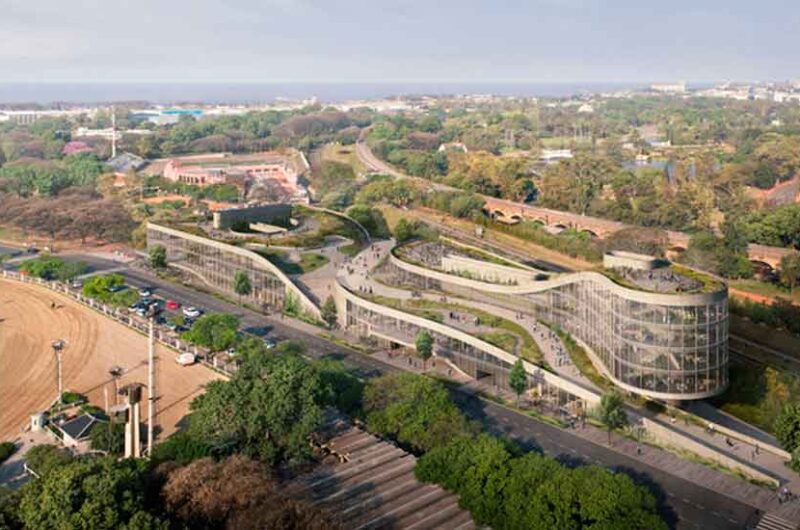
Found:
[0,278,222,442]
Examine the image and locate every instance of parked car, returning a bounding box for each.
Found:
[166,299,180,310]
[128,302,143,313]
[138,288,153,297]
[182,306,202,318]
[263,339,276,349]
[70,280,83,289]
[108,284,127,293]
[175,352,196,366]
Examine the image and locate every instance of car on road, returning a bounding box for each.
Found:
[182,306,202,318]
[108,284,128,293]
[166,299,180,311]
[138,288,153,297]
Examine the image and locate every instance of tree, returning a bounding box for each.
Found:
[415,433,666,530]
[780,253,800,294]
[363,373,474,453]
[23,445,73,477]
[233,270,252,306]
[393,218,420,243]
[775,403,800,453]
[188,353,325,465]
[18,457,167,529]
[0,487,21,530]
[415,330,433,369]
[182,313,240,352]
[321,295,338,329]
[508,359,527,406]
[148,245,167,269]
[597,392,629,446]
[90,421,125,455]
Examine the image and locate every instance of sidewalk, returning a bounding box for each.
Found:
[341,239,800,492]
[369,348,798,520]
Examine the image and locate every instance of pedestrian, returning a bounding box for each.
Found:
[636,444,642,455]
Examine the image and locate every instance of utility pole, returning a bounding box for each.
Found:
[146,307,156,456]
[52,339,66,404]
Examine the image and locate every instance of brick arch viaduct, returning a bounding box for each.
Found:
[483,197,792,269]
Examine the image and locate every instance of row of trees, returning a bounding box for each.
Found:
[0,445,341,530]
[0,153,106,197]
[362,372,661,529]
[0,191,136,247]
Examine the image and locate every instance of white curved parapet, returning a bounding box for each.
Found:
[146,222,321,319]
[334,280,601,405]
[386,245,729,401]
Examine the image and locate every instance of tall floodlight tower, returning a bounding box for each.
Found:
[146,305,157,456]
[52,339,67,404]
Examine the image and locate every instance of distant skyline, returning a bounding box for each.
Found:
[2,0,799,84]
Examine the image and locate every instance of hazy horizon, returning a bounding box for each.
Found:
[3,0,798,86]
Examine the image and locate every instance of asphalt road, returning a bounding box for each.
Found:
[6,253,760,529]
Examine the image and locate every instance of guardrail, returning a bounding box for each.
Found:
[1,270,235,378]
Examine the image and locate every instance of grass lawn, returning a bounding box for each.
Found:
[711,360,800,434]
[408,299,543,364]
[545,324,615,392]
[321,143,368,175]
[476,331,520,353]
[257,249,329,275]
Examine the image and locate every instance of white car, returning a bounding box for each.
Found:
[175,352,196,366]
[138,288,153,297]
[182,306,202,318]
[263,339,276,349]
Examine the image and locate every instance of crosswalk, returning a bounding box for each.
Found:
[756,513,799,530]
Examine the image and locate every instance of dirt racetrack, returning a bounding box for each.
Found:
[0,278,222,442]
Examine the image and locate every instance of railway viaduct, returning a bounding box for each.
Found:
[483,196,792,270]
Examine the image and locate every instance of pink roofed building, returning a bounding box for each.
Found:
[62,141,93,156]
[161,153,309,203]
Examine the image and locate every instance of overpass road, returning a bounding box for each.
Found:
[8,252,765,529]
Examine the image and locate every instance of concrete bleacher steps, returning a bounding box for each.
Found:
[756,513,799,530]
[292,423,475,529]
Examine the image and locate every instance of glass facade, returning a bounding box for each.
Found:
[147,224,287,310]
[383,258,728,400]
[345,297,586,412]
[533,279,728,400]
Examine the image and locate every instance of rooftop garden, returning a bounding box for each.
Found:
[599,263,725,295]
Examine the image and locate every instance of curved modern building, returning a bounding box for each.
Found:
[146,222,320,319]
[380,240,728,401]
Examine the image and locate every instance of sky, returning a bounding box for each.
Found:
[1,0,798,84]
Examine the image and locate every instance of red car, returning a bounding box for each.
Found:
[166,299,181,310]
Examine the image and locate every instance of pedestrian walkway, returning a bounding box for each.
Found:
[367,348,799,522]
[339,238,800,501]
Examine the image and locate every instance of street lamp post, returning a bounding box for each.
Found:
[52,339,66,405]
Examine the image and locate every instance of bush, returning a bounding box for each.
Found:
[19,255,65,280]
[0,442,16,465]
[61,391,87,405]
[346,204,391,239]
[150,431,212,466]
[181,313,240,352]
